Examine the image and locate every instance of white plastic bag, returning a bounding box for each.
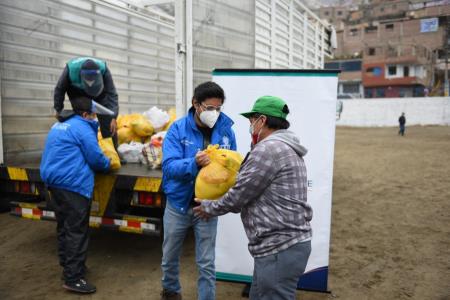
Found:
[117,142,144,163]
[143,106,170,131]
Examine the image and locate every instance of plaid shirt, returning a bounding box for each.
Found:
[202,133,313,258]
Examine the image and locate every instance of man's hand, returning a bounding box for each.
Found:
[195,151,210,167]
[193,199,212,221]
[110,118,117,134]
[55,111,61,120]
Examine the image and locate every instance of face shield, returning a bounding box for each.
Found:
[80,69,104,97]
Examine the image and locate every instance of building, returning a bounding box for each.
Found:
[324,0,450,97]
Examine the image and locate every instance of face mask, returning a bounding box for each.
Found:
[199,110,220,128]
[249,116,263,145]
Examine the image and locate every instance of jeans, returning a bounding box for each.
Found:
[399,124,405,136]
[249,240,311,300]
[161,202,218,300]
[50,188,90,283]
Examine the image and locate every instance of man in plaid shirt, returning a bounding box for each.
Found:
[194,95,313,300]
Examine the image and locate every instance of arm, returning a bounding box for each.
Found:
[102,66,119,118]
[54,66,70,113]
[77,129,111,172]
[201,144,276,216]
[162,124,199,181]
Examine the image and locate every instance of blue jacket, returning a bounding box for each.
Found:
[40,115,111,199]
[162,108,237,214]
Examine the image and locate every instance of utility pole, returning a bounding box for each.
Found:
[445,17,449,96]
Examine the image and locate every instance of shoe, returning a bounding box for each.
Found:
[63,278,96,294]
[160,289,182,300]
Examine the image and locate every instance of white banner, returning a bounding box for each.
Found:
[212,69,338,291]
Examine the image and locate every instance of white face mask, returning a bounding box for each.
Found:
[199,110,220,128]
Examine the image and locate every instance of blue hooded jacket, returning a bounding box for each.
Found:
[40,115,111,199]
[162,108,237,214]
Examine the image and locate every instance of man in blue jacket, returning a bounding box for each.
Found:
[41,96,111,294]
[160,81,237,300]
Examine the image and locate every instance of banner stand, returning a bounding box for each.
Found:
[212,68,340,294]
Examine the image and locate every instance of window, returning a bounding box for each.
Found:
[385,24,394,31]
[368,48,376,55]
[349,28,359,36]
[343,83,360,94]
[392,4,397,9]
[324,62,339,69]
[404,66,410,77]
[365,26,378,33]
[376,88,385,97]
[337,11,343,16]
[324,11,329,16]
[388,65,397,75]
[366,67,374,73]
[342,60,362,71]
[380,7,384,12]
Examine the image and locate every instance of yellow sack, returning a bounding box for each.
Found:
[195,145,243,200]
[98,137,121,170]
[131,118,154,137]
[117,127,142,145]
[117,114,145,129]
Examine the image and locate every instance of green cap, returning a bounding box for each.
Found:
[240,95,288,119]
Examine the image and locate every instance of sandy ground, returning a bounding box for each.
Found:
[0,126,449,300]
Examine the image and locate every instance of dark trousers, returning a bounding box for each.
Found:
[50,188,91,283]
[98,114,118,148]
[399,124,405,136]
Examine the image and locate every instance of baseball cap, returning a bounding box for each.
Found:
[240,95,289,120]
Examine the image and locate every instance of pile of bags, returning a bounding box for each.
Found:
[195,145,243,200]
[97,106,176,169]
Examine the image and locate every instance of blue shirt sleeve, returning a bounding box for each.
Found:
[162,123,199,181]
[229,129,237,151]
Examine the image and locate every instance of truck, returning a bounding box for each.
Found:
[0,0,333,236]
[0,0,187,236]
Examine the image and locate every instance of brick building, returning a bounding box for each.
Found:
[324,0,450,97]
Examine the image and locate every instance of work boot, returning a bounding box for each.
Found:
[63,278,96,294]
[160,289,182,300]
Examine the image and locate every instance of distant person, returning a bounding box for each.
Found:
[398,112,406,136]
[336,100,343,120]
[54,57,119,147]
[41,97,111,294]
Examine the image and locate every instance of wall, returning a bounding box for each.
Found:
[0,0,175,163]
[336,97,450,126]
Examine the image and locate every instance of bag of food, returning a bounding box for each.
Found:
[117,114,145,129]
[117,127,142,145]
[141,131,166,169]
[162,107,176,131]
[118,142,144,163]
[98,137,121,170]
[143,106,170,132]
[195,145,243,200]
[131,118,154,137]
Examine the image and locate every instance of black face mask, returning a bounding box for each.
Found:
[80,70,104,97]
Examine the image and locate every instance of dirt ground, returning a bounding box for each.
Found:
[1,126,449,300]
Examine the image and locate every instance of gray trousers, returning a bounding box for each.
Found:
[249,240,311,300]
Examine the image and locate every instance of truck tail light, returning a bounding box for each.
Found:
[14,181,36,194]
[131,192,162,207]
